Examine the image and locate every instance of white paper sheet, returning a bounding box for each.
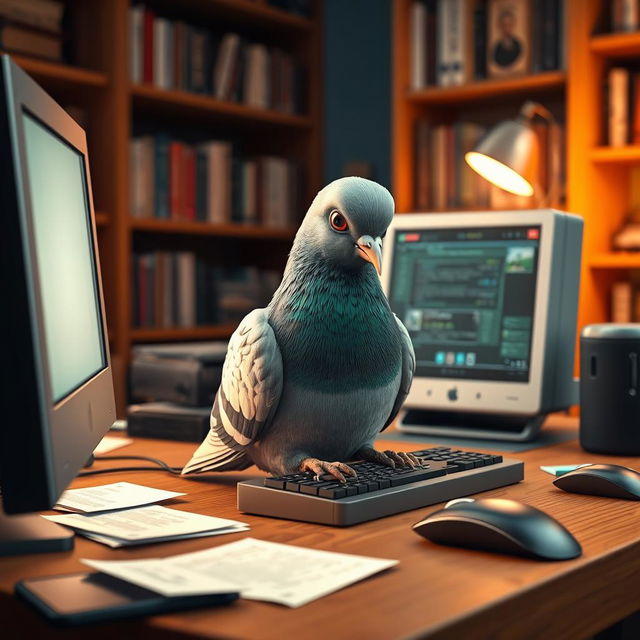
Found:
[44,505,248,541]
[93,436,133,454]
[82,537,398,607]
[82,525,249,548]
[55,482,184,513]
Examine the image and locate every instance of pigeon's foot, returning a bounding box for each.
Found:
[299,458,358,484]
[356,446,422,469]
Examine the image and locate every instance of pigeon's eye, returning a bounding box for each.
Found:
[329,211,349,232]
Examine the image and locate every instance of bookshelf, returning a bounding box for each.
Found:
[5,0,321,414]
[393,0,640,373]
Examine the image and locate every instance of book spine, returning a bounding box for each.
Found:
[184,147,196,220]
[0,0,64,32]
[410,0,427,91]
[129,5,144,83]
[169,141,182,219]
[154,135,170,218]
[436,0,450,86]
[473,0,487,80]
[195,150,208,221]
[541,0,560,71]
[612,281,632,323]
[609,68,630,147]
[622,0,639,32]
[143,9,154,83]
[425,0,437,85]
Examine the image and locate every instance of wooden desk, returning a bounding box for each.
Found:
[1,418,639,640]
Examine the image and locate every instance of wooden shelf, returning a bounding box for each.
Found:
[131,84,312,129]
[407,71,566,105]
[9,54,108,89]
[590,31,640,57]
[131,323,238,343]
[590,252,640,269]
[591,146,640,164]
[130,218,296,240]
[178,0,313,32]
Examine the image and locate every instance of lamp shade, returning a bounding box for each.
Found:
[465,117,538,197]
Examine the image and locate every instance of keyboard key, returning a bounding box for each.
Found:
[318,486,347,499]
[300,484,320,495]
[264,478,285,489]
[285,482,301,492]
[390,466,446,486]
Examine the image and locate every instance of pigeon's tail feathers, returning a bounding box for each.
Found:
[182,307,283,474]
[181,399,251,474]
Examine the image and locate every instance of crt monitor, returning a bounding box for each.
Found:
[0,56,116,553]
[381,210,583,441]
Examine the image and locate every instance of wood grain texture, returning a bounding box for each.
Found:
[2,418,639,639]
[408,71,566,105]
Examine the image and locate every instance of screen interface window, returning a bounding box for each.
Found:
[388,225,541,382]
[22,111,106,403]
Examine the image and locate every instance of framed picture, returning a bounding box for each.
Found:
[487,0,531,78]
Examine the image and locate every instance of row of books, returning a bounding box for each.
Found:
[0,0,64,62]
[129,5,305,114]
[410,0,565,90]
[606,67,640,147]
[413,119,565,210]
[611,276,640,323]
[611,0,640,32]
[129,135,301,227]
[132,252,281,329]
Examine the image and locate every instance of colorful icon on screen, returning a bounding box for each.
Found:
[435,352,445,365]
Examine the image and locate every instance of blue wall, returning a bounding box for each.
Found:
[323,0,391,189]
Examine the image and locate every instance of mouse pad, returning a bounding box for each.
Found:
[378,428,577,452]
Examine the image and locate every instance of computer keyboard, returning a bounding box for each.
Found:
[237,447,524,526]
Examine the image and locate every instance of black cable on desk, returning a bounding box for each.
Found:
[77,454,183,477]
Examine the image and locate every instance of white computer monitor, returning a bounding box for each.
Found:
[381,210,583,441]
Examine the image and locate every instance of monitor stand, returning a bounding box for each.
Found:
[0,505,74,556]
[398,409,546,442]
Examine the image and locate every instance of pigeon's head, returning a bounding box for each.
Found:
[299,176,395,275]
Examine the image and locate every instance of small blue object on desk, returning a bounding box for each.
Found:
[540,464,593,477]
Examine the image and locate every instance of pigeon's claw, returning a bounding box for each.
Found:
[299,458,357,484]
[356,447,422,469]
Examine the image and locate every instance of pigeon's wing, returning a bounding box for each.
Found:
[381,314,416,431]
[181,308,283,474]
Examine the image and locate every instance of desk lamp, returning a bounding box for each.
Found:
[465,101,560,207]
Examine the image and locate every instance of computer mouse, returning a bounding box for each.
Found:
[553,463,640,500]
[412,497,582,561]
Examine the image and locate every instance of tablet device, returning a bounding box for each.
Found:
[15,571,238,626]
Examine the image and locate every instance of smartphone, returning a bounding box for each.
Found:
[15,571,238,626]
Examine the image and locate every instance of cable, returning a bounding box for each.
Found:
[77,454,183,477]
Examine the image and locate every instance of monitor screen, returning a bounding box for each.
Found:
[22,111,106,403]
[388,224,541,383]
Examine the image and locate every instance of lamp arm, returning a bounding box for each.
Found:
[519,101,560,208]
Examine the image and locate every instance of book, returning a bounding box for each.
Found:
[609,67,630,147]
[436,0,451,86]
[129,5,144,83]
[611,282,632,323]
[0,0,64,33]
[0,20,62,61]
[473,0,488,80]
[486,0,531,78]
[410,0,427,90]
[142,8,154,83]
[613,0,639,32]
[540,0,560,71]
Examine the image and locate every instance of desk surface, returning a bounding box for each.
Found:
[1,417,639,640]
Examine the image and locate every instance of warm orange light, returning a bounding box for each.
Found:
[465,151,534,197]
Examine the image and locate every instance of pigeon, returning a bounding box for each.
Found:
[182,176,417,482]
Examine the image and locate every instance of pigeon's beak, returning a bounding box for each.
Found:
[356,235,383,275]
